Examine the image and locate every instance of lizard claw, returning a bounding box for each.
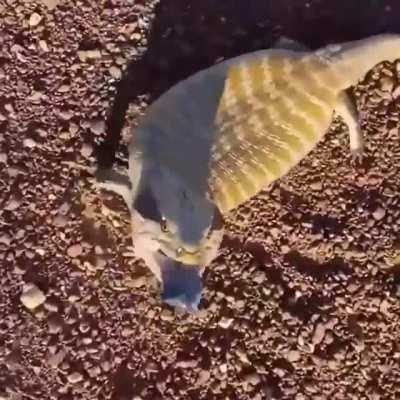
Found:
[350,146,364,166]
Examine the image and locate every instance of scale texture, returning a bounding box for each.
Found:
[212,52,340,212]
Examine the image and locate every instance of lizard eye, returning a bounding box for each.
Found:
[160,217,168,232]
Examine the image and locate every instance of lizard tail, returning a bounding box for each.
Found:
[331,33,400,90]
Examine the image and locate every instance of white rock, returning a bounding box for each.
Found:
[89,119,105,135]
[29,13,42,27]
[109,66,122,79]
[218,317,233,329]
[20,284,46,310]
[287,350,301,362]
[80,143,93,158]
[5,199,20,211]
[372,207,386,221]
[67,371,83,384]
[219,363,228,374]
[38,40,49,52]
[67,244,82,258]
[23,138,37,148]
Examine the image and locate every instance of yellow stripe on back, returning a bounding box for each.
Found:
[212,52,342,213]
[216,55,291,126]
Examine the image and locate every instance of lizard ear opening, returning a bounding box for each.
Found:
[133,186,162,223]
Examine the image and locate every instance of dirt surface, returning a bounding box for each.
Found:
[1,1,400,399]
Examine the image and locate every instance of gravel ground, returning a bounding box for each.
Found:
[1,1,400,399]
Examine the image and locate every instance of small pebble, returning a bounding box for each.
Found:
[23,138,37,148]
[89,119,105,135]
[44,301,59,313]
[47,350,66,368]
[29,13,42,27]
[372,207,386,221]
[67,244,83,258]
[78,49,101,61]
[379,76,394,92]
[20,284,46,310]
[312,323,326,345]
[5,199,20,211]
[87,366,101,377]
[160,310,174,321]
[109,66,122,79]
[197,370,210,385]
[218,317,234,329]
[244,372,261,386]
[39,40,49,52]
[101,360,111,372]
[80,143,93,158]
[47,314,63,334]
[219,364,228,374]
[67,372,83,384]
[287,350,301,362]
[310,181,323,191]
[41,0,61,10]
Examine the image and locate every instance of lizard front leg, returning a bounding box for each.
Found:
[61,160,133,205]
[335,91,364,164]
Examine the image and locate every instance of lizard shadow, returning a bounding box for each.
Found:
[278,187,347,238]
[96,0,400,168]
[111,359,147,400]
[284,250,353,281]
[214,238,334,322]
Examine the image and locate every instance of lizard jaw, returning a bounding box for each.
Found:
[159,257,203,313]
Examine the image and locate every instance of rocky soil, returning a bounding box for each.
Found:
[1,1,400,399]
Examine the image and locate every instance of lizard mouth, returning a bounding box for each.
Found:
[158,247,202,266]
[158,249,169,258]
[159,257,203,313]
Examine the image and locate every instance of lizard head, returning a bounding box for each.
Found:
[129,161,224,312]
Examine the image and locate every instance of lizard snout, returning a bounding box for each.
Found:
[160,259,203,312]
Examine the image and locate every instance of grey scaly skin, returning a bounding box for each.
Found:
[97,33,400,312]
[95,166,224,312]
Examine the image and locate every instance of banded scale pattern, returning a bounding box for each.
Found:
[211,52,345,213]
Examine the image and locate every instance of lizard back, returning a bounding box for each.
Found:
[211,52,344,213]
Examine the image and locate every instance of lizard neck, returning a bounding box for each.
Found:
[330,33,400,89]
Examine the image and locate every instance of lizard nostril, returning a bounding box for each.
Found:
[176,247,184,257]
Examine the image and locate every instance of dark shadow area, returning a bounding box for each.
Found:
[309,214,346,238]
[278,188,347,238]
[278,187,311,212]
[214,237,334,321]
[272,357,296,374]
[21,265,49,293]
[96,0,400,168]
[221,236,286,286]
[279,288,331,322]
[111,359,147,400]
[387,263,400,297]
[284,250,353,280]
[343,187,384,213]
[321,335,351,359]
